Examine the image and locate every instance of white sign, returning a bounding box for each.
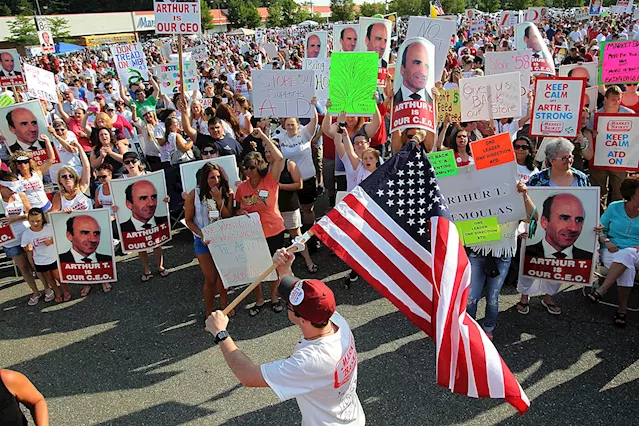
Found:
[437,161,526,224]
[302,58,329,108]
[530,77,585,138]
[24,63,57,104]
[558,62,597,88]
[406,17,456,83]
[38,30,54,54]
[202,213,278,288]
[485,50,532,117]
[154,0,201,34]
[499,11,520,27]
[154,61,199,95]
[459,72,522,122]
[526,7,549,22]
[180,156,240,195]
[469,19,486,33]
[186,44,208,62]
[251,70,315,118]
[575,7,590,20]
[111,43,149,86]
[592,114,639,172]
[264,43,278,58]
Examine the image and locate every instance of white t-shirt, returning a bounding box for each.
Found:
[279,128,316,181]
[21,224,57,265]
[261,313,365,426]
[493,120,519,142]
[342,153,371,192]
[517,164,538,183]
[49,132,82,182]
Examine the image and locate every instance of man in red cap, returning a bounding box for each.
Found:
[206,248,365,425]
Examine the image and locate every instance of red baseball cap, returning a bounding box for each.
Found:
[278,276,336,324]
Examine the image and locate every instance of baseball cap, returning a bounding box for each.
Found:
[278,276,336,324]
[139,105,154,116]
[122,151,139,161]
[105,103,115,111]
[96,94,105,100]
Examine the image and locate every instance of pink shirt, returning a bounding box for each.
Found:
[235,172,284,238]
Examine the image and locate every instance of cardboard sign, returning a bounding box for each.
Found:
[154,61,199,95]
[598,40,639,84]
[327,53,377,116]
[515,23,555,75]
[38,31,55,54]
[436,88,461,123]
[186,44,208,62]
[111,43,149,86]
[459,72,521,122]
[530,77,585,138]
[202,213,278,288]
[180,156,240,195]
[558,62,597,88]
[526,7,549,22]
[592,113,639,172]
[588,0,602,15]
[575,6,590,20]
[333,24,360,53]
[302,58,330,108]
[457,217,501,245]
[520,187,599,285]
[0,49,25,88]
[484,50,532,117]
[252,70,315,118]
[499,11,519,27]
[264,43,278,58]
[469,19,486,34]
[305,31,328,59]
[154,0,201,34]
[406,17,457,82]
[24,63,58,104]
[427,150,458,177]
[50,209,117,284]
[470,133,515,170]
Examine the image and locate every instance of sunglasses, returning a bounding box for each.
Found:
[514,144,530,150]
[54,127,65,132]
[16,159,30,165]
[244,165,256,170]
[202,149,216,155]
[123,159,138,165]
[406,133,416,139]
[60,174,74,179]
[97,175,109,179]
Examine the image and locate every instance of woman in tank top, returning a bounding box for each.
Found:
[9,134,57,212]
[234,95,253,141]
[89,126,128,178]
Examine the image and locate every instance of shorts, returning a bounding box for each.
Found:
[282,209,302,230]
[322,158,335,192]
[266,231,285,256]
[3,245,24,258]
[193,236,210,256]
[35,261,58,273]
[298,177,317,205]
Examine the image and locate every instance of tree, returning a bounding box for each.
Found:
[388,0,425,16]
[477,0,501,12]
[200,0,214,31]
[46,17,71,40]
[266,1,283,27]
[0,4,12,15]
[7,14,39,45]
[330,0,355,22]
[359,1,386,16]
[440,0,466,13]
[506,0,531,9]
[227,0,262,28]
[15,0,34,15]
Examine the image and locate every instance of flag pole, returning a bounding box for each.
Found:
[222,230,315,315]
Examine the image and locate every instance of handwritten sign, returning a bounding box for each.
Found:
[470,133,515,170]
[592,113,639,172]
[202,213,278,288]
[499,11,519,27]
[154,0,201,34]
[154,61,199,95]
[427,150,458,177]
[484,50,532,117]
[530,77,585,138]
[111,43,149,86]
[457,217,501,245]
[24,64,57,104]
[437,88,461,122]
[469,19,486,33]
[302,58,330,108]
[575,6,590,20]
[328,52,377,116]
[186,44,208,61]
[406,17,456,82]
[598,40,639,84]
[459,72,521,122]
[251,70,315,118]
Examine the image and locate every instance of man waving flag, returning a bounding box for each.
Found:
[310,141,530,414]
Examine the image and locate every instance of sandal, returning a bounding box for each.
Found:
[541,299,561,315]
[159,269,171,278]
[102,283,112,293]
[63,292,72,302]
[54,295,63,303]
[516,302,530,315]
[28,294,41,306]
[271,300,284,313]
[306,263,318,274]
[44,290,55,302]
[613,312,626,328]
[80,286,91,297]
[587,289,602,304]
[140,272,153,282]
[249,303,264,317]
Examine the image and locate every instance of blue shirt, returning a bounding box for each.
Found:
[600,201,639,250]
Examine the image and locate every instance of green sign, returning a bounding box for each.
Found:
[457,217,501,245]
[427,150,458,178]
[328,52,378,116]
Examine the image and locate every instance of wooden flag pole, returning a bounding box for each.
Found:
[222,230,315,315]
[177,34,184,96]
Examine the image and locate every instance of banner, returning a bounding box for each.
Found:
[437,161,526,224]
[391,37,436,134]
[302,58,330,108]
[469,133,516,170]
[180,156,240,195]
[592,113,639,172]
[520,187,599,285]
[530,77,585,138]
[327,52,377,116]
[24,63,58,104]
[50,209,117,284]
[252,70,315,118]
[153,61,199,95]
[333,24,360,53]
[154,0,201,34]
[111,43,149,85]
[468,19,486,34]
[406,17,457,83]
[515,23,555,75]
[558,62,597,87]
[186,44,208,62]
[459,72,521,122]
[436,88,461,123]
[0,49,25,88]
[598,40,639,85]
[110,170,172,253]
[484,50,532,117]
[358,17,392,86]
[202,213,278,288]
[305,31,328,59]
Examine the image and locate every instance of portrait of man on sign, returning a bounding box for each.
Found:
[0,50,21,77]
[3,106,47,153]
[363,21,389,68]
[340,27,358,52]
[305,32,327,59]
[394,40,434,105]
[59,215,112,263]
[120,179,169,232]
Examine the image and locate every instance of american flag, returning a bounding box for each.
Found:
[311,142,530,414]
[433,0,445,16]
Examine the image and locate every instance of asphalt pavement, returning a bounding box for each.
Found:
[0,195,637,425]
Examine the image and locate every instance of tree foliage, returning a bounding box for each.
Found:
[330,0,356,22]
[477,0,501,12]
[200,0,214,31]
[440,0,466,13]
[359,1,387,16]
[46,16,71,39]
[7,14,39,45]
[387,0,427,16]
[227,0,262,28]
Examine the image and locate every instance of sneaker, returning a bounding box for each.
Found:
[28,294,41,306]
[44,290,56,302]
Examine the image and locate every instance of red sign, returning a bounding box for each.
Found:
[121,222,171,252]
[390,99,436,134]
[59,261,116,283]
[0,221,16,245]
[521,255,593,285]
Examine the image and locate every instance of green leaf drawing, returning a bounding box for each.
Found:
[328,52,378,116]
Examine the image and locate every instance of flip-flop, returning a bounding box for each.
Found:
[271,300,284,313]
[228,308,236,318]
[102,283,112,293]
[306,263,318,274]
[80,286,91,297]
[516,302,530,315]
[158,269,171,277]
[141,273,153,282]
[54,295,63,303]
[63,293,72,302]
[44,290,55,302]
[541,299,561,315]
[249,303,264,317]
[28,294,41,306]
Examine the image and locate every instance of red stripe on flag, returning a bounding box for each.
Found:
[433,219,455,389]
[453,333,469,395]
[463,314,490,398]
[502,359,529,415]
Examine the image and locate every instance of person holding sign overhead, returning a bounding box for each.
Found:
[394,41,433,105]
[9,137,56,212]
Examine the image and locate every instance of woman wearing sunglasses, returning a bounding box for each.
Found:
[94,163,118,244]
[513,136,538,184]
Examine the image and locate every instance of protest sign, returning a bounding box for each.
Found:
[252,70,315,118]
[520,187,599,285]
[391,38,436,134]
[466,220,521,257]
[484,50,532,117]
[0,100,59,167]
[427,150,458,178]
[530,77,585,138]
[305,31,328,59]
[558,62,597,87]
[0,202,16,246]
[592,113,639,172]
[358,17,392,86]
[575,6,590,20]
[50,209,117,284]
[436,88,461,123]
[459,72,521,122]
[24,64,58,104]
[202,213,278,288]
[327,52,377,116]
[406,17,456,82]
[469,19,486,34]
[0,49,25,88]
[255,29,265,45]
[302,58,330,108]
[457,217,502,245]
[526,7,549,22]
[153,61,199,95]
[154,0,201,34]
[585,86,598,112]
[180,156,240,195]
[437,161,525,224]
[264,43,278,58]
[598,40,639,84]
[499,11,519,27]
[110,171,171,253]
[38,31,55,54]
[515,23,555,75]
[470,133,515,170]
[333,24,360,53]
[384,12,398,39]
[111,43,149,86]
[186,44,208,61]
[588,0,602,15]
[464,9,480,19]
